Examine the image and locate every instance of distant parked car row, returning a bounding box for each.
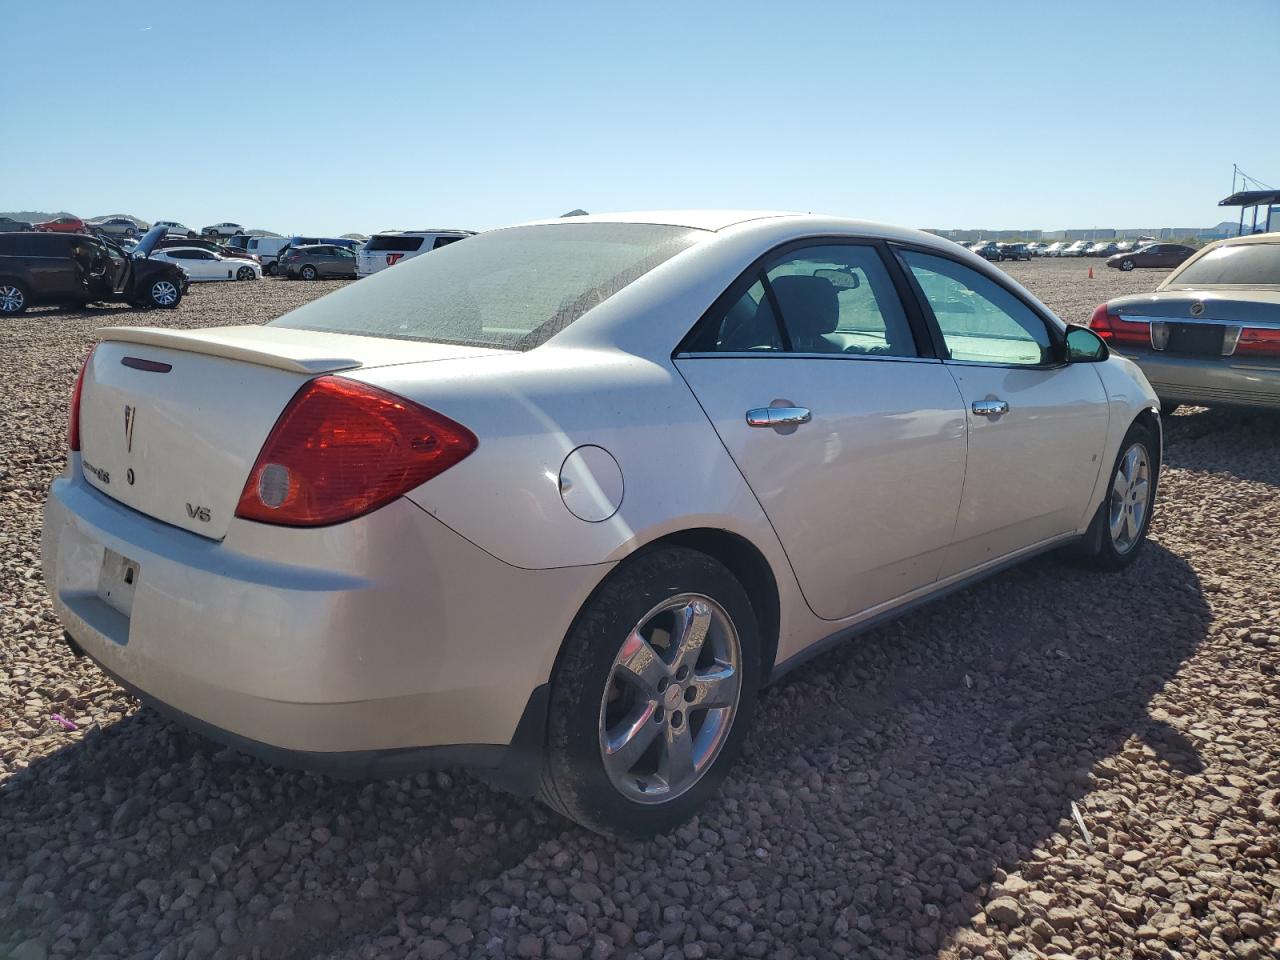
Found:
[958,237,1199,268]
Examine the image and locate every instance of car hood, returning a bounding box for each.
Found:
[1106,289,1280,324]
[133,225,167,258]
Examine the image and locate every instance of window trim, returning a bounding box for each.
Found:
[889,242,1068,369]
[673,235,940,360]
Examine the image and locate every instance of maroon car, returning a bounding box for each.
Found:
[1106,243,1196,272]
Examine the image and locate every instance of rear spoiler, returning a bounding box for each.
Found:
[95,326,362,375]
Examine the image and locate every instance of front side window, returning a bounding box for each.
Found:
[273,222,703,350]
[690,243,917,357]
[899,250,1054,365]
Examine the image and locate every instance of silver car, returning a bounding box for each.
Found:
[43,211,1160,837]
[1089,232,1280,412]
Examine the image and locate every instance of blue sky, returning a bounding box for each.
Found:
[5,1,1277,235]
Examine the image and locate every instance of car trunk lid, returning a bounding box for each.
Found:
[79,325,507,539]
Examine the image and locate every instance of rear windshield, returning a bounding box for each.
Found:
[1169,243,1280,286]
[272,222,704,350]
[365,235,425,252]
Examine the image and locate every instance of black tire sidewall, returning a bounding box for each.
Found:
[1086,422,1158,569]
[544,546,761,838]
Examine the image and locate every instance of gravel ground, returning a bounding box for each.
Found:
[2,263,1278,960]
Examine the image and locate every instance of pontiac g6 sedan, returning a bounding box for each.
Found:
[43,212,1161,837]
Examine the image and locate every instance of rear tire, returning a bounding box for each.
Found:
[300,265,317,281]
[1074,421,1158,571]
[0,281,29,315]
[266,262,278,276]
[539,546,761,838]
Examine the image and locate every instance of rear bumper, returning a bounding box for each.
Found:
[42,464,609,774]
[1116,348,1280,409]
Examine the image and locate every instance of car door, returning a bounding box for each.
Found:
[319,247,341,277]
[895,248,1110,577]
[674,241,968,621]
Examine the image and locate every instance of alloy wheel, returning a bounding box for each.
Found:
[0,285,25,313]
[237,266,254,281]
[1109,442,1151,554]
[151,280,179,306]
[598,593,742,804]
[1121,259,1134,271]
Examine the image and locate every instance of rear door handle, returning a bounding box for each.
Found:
[746,406,812,427]
[972,399,1009,417]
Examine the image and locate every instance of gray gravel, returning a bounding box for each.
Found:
[2,264,1278,960]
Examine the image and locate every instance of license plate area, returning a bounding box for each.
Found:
[97,549,140,619]
[1162,322,1224,356]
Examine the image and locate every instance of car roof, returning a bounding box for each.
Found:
[372,229,475,237]
[513,210,801,232]
[1209,230,1280,248]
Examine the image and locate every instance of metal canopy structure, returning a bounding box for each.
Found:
[1220,167,1279,236]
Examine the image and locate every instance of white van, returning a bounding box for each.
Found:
[247,236,291,275]
[356,229,474,278]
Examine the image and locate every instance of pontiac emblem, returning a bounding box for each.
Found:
[124,405,136,453]
[1190,301,1205,318]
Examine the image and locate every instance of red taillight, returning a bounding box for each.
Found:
[68,351,92,451]
[1088,303,1150,347]
[234,376,477,527]
[1235,327,1280,358]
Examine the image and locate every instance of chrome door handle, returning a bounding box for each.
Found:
[972,399,1009,417]
[746,406,812,427]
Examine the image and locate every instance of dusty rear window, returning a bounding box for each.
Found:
[1169,243,1280,286]
[273,222,704,350]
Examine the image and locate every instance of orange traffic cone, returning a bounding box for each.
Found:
[1088,266,1094,279]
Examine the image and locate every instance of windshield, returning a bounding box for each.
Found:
[1168,243,1280,286]
[272,222,704,350]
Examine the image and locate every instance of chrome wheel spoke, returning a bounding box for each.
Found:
[687,665,737,709]
[659,721,696,791]
[1112,468,1129,499]
[602,701,661,776]
[671,600,711,670]
[615,630,665,695]
[1109,442,1151,554]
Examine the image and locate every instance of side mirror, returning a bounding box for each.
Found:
[1065,325,1108,363]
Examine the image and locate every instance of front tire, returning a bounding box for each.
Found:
[300,265,317,281]
[539,547,761,838]
[1074,421,1158,570]
[236,265,255,281]
[1120,258,1135,271]
[147,278,182,309]
[0,281,29,315]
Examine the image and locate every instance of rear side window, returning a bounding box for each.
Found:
[367,235,426,252]
[433,235,463,250]
[273,222,703,350]
[1170,244,1280,286]
[10,234,70,256]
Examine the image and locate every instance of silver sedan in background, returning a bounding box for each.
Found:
[1089,232,1280,412]
[43,211,1160,837]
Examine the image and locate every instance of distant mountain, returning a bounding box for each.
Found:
[1,211,75,222]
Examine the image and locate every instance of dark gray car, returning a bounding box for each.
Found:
[1089,233,1280,412]
[279,244,358,280]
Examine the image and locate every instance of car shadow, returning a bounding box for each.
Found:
[737,540,1210,957]
[1,543,1209,959]
[1160,407,1279,486]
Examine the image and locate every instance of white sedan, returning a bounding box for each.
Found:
[43,211,1159,837]
[148,247,262,282]
[201,222,245,238]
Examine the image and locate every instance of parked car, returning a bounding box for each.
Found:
[1105,243,1196,272]
[1092,242,1120,258]
[1091,232,1280,412]
[91,217,145,240]
[153,220,198,239]
[202,222,245,238]
[148,247,262,282]
[43,211,1160,838]
[1063,241,1091,257]
[1025,242,1046,256]
[968,240,1001,261]
[34,216,89,234]
[279,244,357,280]
[0,216,34,233]
[155,236,223,254]
[224,234,255,254]
[0,226,186,314]
[996,243,1032,261]
[1043,242,1067,257]
[357,229,474,278]
[1115,241,1136,253]
[247,236,291,275]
